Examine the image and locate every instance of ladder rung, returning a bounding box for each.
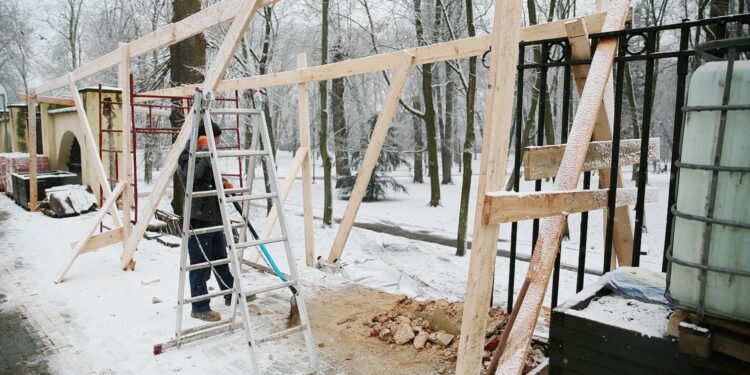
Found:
[235,236,287,249]
[185,258,231,271]
[195,150,267,158]
[181,318,235,336]
[218,150,268,158]
[193,187,249,198]
[188,222,244,236]
[245,280,296,296]
[183,288,233,304]
[226,192,277,203]
[210,108,263,115]
[256,324,307,345]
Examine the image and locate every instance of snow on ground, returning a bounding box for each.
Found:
[0,149,672,373]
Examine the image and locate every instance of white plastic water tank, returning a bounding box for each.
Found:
[667,59,750,323]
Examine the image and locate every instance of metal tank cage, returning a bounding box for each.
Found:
[665,37,750,320]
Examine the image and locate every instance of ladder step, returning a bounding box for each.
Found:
[235,236,287,249]
[181,318,235,336]
[210,108,263,115]
[193,187,249,198]
[194,150,268,158]
[226,192,277,203]
[256,324,307,345]
[246,280,296,296]
[188,222,244,236]
[185,258,231,271]
[219,150,268,158]
[183,288,234,304]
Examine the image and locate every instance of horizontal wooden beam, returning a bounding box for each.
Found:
[70,227,125,254]
[135,12,608,101]
[483,187,657,225]
[523,138,660,181]
[33,0,278,94]
[18,94,75,107]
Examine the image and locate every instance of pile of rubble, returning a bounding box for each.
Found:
[362,296,518,373]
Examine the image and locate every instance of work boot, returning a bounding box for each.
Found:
[191,309,221,322]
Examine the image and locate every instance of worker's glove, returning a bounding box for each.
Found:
[222,178,234,190]
[197,136,209,150]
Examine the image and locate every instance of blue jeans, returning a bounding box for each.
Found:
[188,219,234,313]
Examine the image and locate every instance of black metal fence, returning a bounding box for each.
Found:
[504,14,750,313]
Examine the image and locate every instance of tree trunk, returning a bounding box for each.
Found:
[320,0,333,225]
[456,0,476,256]
[258,8,276,213]
[332,46,350,188]
[442,70,455,184]
[415,0,441,207]
[413,100,424,183]
[169,0,206,215]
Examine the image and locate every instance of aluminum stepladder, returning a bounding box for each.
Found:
[153,89,318,374]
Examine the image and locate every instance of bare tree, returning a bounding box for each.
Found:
[47,0,85,70]
[320,0,333,225]
[0,0,34,98]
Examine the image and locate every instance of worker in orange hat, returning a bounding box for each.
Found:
[176,119,234,322]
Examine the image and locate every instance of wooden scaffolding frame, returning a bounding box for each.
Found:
[26,0,643,371]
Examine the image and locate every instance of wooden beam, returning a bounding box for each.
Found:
[296,54,315,267]
[566,15,634,269]
[121,0,262,269]
[523,138,660,180]
[119,43,134,257]
[33,0,278,94]
[70,227,125,254]
[18,94,74,107]
[454,0,522,372]
[497,1,631,373]
[56,181,126,283]
[135,12,608,100]
[26,89,38,211]
[69,76,123,227]
[326,54,414,265]
[482,187,658,224]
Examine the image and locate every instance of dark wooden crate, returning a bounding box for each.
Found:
[548,276,727,375]
[10,171,82,210]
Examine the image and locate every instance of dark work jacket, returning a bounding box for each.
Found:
[177,144,223,223]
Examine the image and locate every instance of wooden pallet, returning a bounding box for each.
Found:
[668,309,750,367]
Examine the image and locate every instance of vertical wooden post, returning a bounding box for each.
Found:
[26,88,38,211]
[69,76,123,227]
[119,43,134,245]
[121,0,261,269]
[454,0,522,372]
[326,54,414,265]
[496,1,631,373]
[566,17,634,268]
[296,53,316,267]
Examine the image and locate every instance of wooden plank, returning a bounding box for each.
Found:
[69,76,123,227]
[34,0,278,94]
[56,181,126,283]
[18,94,74,107]
[248,147,307,263]
[482,187,658,224]
[121,0,261,269]
[296,54,315,267]
[496,2,631,373]
[26,89,38,211]
[566,16,633,269]
[523,138,660,180]
[453,0,522,372]
[135,12,608,99]
[326,54,414,265]
[119,43,134,252]
[70,227,125,253]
